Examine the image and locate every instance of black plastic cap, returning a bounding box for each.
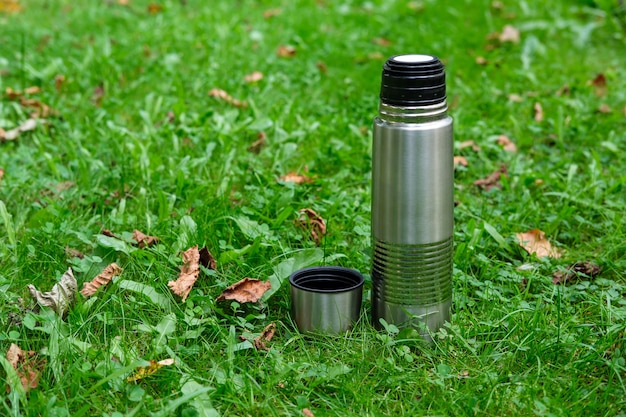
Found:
[380,54,446,106]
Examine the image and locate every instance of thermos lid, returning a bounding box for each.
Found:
[380,54,446,107]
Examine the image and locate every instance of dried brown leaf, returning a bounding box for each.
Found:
[147,3,162,13]
[0,167,4,184]
[24,86,41,95]
[0,0,22,13]
[295,208,327,246]
[248,132,267,154]
[132,229,160,248]
[216,278,271,303]
[168,246,201,302]
[80,263,123,297]
[474,164,507,191]
[244,71,264,83]
[277,45,297,58]
[92,85,105,106]
[302,408,315,417]
[209,88,247,108]
[553,261,601,285]
[499,24,520,43]
[589,73,607,97]
[126,358,175,382]
[459,140,481,152]
[496,135,517,152]
[101,228,119,238]
[372,37,391,47]
[6,343,45,393]
[556,84,570,97]
[598,103,612,114]
[454,156,468,167]
[199,246,217,270]
[0,118,38,142]
[263,8,282,18]
[253,323,276,351]
[516,229,561,258]
[508,93,523,102]
[475,56,488,65]
[279,172,312,184]
[533,102,544,122]
[28,268,77,315]
[316,61,328,74]
[65,247,85,259]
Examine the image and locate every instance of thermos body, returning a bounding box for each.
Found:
[371,55,453,338]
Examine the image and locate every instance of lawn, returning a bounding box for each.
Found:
[1,0,626,416]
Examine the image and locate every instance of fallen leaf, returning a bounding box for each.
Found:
[209,88,247,108]
[496,135,517,152]
[0,0,21,13]
[316,61,328,74]
[516,229,561,258]
[277,45,297,58]
[372,37,391,47]
[454,156,468,167]
[457,370,470,379]
[168,246,201,302]
[508,93,523,102]
[0,118,38,142]
[117,0,130,5]
[556,84,570,97]
[246,322,277,351]
[459,140,481,152]
[27,268,77,315]
[80,263,123,297]
[0,167,3,184]
[132,229,160,248]
[17,96,54,118]
[248,132,267,154]
[499,24,520,43]
[598,103,612,114]
[5,343,45,393]
[101,228,119,238]
[474,164,507,191]
[24,86,41,95]
[279,172,312,184]
[553,261,601,285]
[199,246,217,270]
[403,0,423,8]
[147,3,162,13]
[54,75,66,92]
[475,56,487,65]
[588,73,607,97]
[65,247,84,259]
[533,102,544,122]
[263,8,282,18]
[491,1,504,11]
[244,71,263,83]
[126,358,175,382]
[302,409,315,417]
[216,278,271,303]
[295,208,327,246]
[92,85,105,106]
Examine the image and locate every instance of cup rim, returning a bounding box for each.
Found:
[289,266,364,294]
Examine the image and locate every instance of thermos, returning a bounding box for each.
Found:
[371,54,453,338]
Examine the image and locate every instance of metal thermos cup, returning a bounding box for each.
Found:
[371,54,453,338]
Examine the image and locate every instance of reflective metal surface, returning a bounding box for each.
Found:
[290,267,364,334]
[371,110,454,338]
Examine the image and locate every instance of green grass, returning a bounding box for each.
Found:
[1,0,626,415]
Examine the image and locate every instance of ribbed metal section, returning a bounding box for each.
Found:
[372,236,453,305]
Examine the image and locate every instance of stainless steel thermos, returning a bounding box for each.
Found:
[372,54,453,338]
